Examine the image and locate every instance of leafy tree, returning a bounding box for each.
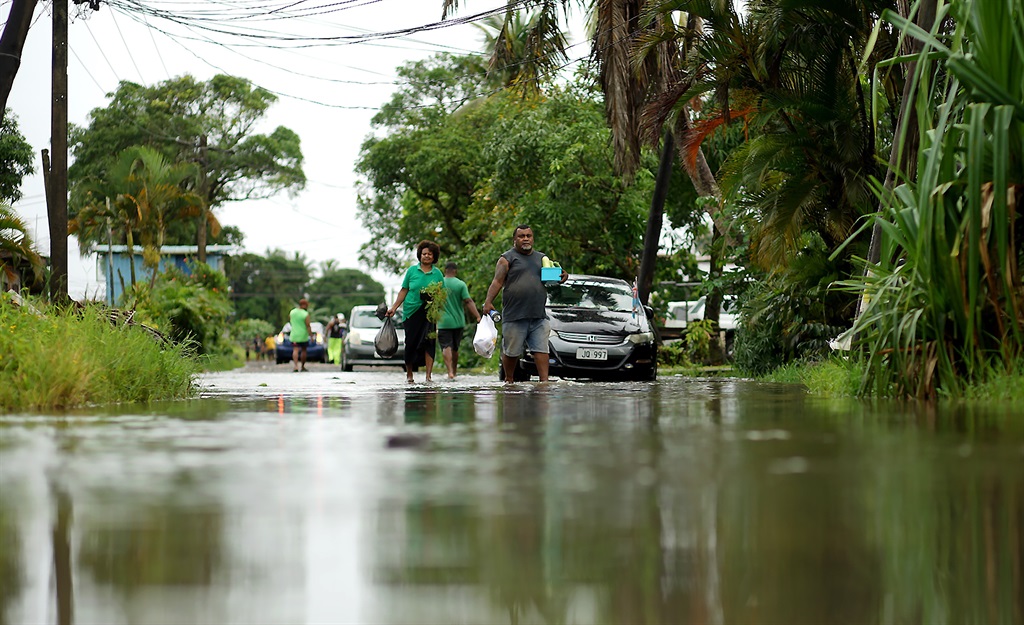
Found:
[225,249,311,326]
[0,203,43,289]
[357,55,666,298]
[69,74,305,253]
[357,53,496,273]
[306,265,386,320]
[0,109,34,204]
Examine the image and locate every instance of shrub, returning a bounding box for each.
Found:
[129,261,233,355]
[0,298,199,411]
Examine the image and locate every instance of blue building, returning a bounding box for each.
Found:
[91,244,238,305]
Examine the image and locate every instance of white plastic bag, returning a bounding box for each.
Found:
[473,315,498,358]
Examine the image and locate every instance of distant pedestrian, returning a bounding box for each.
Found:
[438,262,481,379]
[387,240,444,383]
[263,334,275,361]
[482,225,566,383]
[325,313,347,365]
[289,298,313,372]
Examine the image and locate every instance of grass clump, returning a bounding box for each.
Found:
[0,298,200,412]
[761,357,863,397]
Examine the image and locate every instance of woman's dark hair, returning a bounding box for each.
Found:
[416,240,440,264]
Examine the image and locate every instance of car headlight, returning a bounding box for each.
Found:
[347,330,360,345]
[627,331,654,344]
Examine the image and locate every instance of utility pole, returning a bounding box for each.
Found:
[47,0,69,303]
[197,134,208,263]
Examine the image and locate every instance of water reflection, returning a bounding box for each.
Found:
[0,377,1021,624]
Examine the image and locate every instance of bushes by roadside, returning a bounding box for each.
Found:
[0,297,200,412]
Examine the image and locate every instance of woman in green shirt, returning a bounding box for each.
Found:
[387,240,444,382]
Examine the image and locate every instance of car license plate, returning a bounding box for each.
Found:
[576,347,608,361]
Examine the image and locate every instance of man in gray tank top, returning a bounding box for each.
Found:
[482,224,567,382]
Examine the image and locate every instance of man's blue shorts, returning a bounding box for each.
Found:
[501,318,550,357]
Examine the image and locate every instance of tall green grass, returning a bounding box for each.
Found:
[843,0,1023,398]
[0,298,200,412]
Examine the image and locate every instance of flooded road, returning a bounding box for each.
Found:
[1,364,1022,624]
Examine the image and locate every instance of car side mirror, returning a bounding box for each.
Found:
[643,305,654,319]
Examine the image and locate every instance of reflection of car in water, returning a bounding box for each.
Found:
[275,321,327,364]
[342,305,405,371]
[502,274,658,382]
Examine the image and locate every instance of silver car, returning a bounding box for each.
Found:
[341,305,405,371]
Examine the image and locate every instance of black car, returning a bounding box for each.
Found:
[504,274,658,381]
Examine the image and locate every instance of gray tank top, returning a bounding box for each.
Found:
[500,248,548,321]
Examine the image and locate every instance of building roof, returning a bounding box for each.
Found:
[89,245,240,255]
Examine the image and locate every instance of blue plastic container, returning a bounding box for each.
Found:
[541,266,562,283]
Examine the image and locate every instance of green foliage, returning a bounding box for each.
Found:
[760,357,863,397]
[225,249,310,326]
[733,234,854,376]
[657,341,692,368]
[421,280,449,325]
[358,54,655,297]
[231,318,274,344]
[683,319,714,364]
[0,110,34,204]
[0,298,199,411]
[843,0,1024,398]
[306,264,386,321]
[129,261,233,355]
[0,204,44,289]
[69,74,305,247]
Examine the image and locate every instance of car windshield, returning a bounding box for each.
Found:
[351,308,402,328]
[546,281,634,312]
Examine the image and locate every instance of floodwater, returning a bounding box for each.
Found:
[1,365,1022,625]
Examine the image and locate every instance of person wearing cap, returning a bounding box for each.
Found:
[325,313,348,366]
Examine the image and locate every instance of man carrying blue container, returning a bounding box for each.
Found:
[482,224,567,383]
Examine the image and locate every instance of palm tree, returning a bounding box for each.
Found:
[637,0,902,266]
[0,203,43,290]
[70,146,208,289]
[474,10,569,92]
[71,149,147,288]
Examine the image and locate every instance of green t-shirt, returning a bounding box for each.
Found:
[401,264,444,320]
[439,276,471,329]
[289,307,310,343]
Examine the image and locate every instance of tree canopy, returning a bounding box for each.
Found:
[69,74,305,248]
[356,54,687,298]
[0,110,34,204]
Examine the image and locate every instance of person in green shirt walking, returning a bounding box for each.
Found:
[386,240,444,383]
[289,298,313,372]
[438,262,481,379]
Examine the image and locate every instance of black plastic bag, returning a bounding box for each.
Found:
[374,316,399,358]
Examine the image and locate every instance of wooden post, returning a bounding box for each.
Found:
[48,0,68,302]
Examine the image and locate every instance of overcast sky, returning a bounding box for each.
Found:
[7,1,588,299]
